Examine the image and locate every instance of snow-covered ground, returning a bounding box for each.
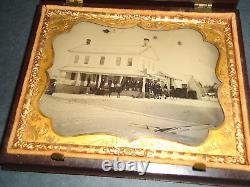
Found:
[39,93,224,145]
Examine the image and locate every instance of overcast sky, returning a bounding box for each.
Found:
[51,22,220,85]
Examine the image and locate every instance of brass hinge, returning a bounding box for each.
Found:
[194,0,212,12]
[65,0,83,6]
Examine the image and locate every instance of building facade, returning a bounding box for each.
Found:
[54,38,179,96]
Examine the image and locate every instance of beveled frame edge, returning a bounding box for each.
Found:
[0,3,249,186]
[1,153,250,186]
[233,10,250,165]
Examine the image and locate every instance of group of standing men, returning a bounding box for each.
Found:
[97,77,176,99]
[145,81,174,99]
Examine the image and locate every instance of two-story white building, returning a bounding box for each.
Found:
[55,38,177,96]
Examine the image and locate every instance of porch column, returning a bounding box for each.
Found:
[93,74,97,85]
[119,76,123,84]
[75,72,81,86]
[94,74,98,84]
[142,77,146,93]
[58,71,63,84]
[91,74,95,84]
[97,74,102,88]
[170,78,173,87]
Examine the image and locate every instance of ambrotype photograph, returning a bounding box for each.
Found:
[40,22,224,145]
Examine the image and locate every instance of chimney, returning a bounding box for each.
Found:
[143,38,150,47]
[86,39,91,45]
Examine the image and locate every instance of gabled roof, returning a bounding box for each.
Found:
[68,43,159,61]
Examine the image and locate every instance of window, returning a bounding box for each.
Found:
[100,56,105,65]
[84,56,90,64]
[127,58,133,66]
[74,55,79,64]
[116,57,121,66]
[70,73,76,80]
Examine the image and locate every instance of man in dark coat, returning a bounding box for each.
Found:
[152,82,157,98]
[138,80,143,92]
[145,82,149,98]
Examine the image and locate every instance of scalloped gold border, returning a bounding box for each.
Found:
[6,5,250,171]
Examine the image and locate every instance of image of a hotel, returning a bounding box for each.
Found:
[51,38,203,98]
[53,38,179,95]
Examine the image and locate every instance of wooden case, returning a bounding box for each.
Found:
[1,0,250,185]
